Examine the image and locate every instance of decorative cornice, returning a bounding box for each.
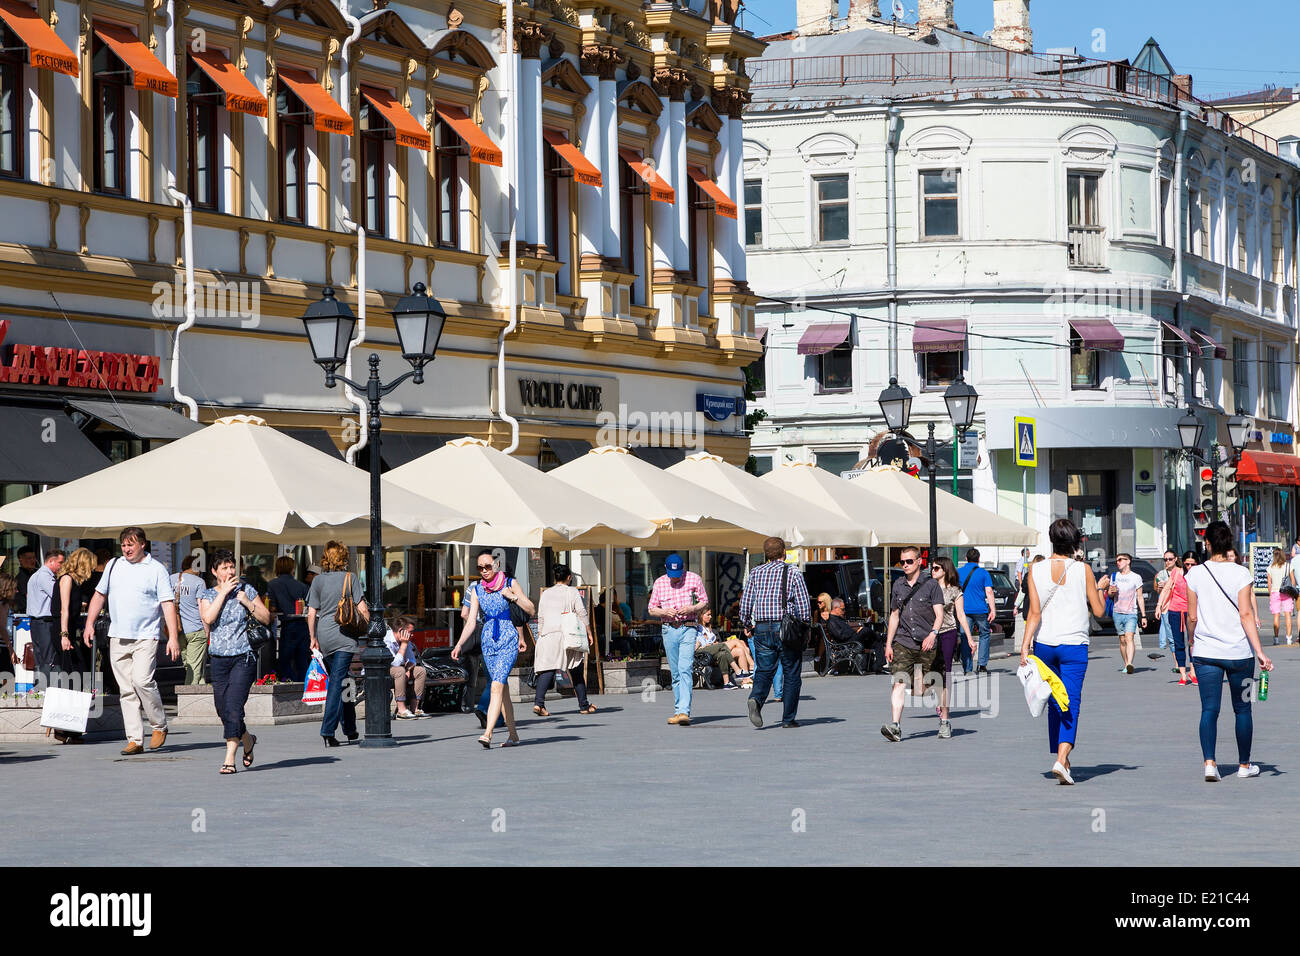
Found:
[580,43,622,81]
[651,67,691,101]
[515,20,551,59]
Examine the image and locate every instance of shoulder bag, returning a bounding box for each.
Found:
[336,572,369,639]
[242,584,273,653]
[506,578,532,628]
[1203,564,1241,612]
[560,589,589,653]
[93,558,119,643]
[779,564,811,653]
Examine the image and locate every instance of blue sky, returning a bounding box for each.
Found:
[739,0,1300,99]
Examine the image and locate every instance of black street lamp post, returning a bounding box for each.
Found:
[301,284,446,748]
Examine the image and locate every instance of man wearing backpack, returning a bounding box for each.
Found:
[958,548,997,675]
[881,546,945,742]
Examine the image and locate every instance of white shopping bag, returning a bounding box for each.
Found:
[1016,661,1052,718]
[40,686,92,734]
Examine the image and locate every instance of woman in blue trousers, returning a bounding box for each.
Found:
[1021,518,1109,786]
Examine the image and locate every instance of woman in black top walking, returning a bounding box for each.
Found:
[50,548,96,743]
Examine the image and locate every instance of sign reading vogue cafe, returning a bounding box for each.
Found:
[497,367,619,423]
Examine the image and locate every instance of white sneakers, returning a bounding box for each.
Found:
[1237,764,1261,778]
[1051,761,1074,785]
[1205,763,1261,780]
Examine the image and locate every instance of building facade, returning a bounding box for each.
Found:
[743,0,1300,564]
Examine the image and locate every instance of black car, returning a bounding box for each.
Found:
[986,568,1018,640]
[802,560,870,618]
[1092,559,1161,635]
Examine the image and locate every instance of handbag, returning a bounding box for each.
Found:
[560,592,588,653]
[243,586,272,653]
[336,572,368,639]
[1280,584,1299,601]
[93,558,119,642]
[21,639,35,672]
[507,579,531,628]
[779,563,811,653]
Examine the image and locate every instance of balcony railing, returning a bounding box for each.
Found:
[1068,224,1107,269]
[749,50,1280,156]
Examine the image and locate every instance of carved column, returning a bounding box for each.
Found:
[650,68,677,278]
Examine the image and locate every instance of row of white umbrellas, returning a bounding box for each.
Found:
[0,415,1037,549]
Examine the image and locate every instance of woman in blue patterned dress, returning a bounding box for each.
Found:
[199,549,271,774]
[452,550,533,748]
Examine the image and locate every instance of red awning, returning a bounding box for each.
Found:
[93,22,177,97]
[435,105,502,166]
[278,66,353,134]
[797,322,850,355]
[1069,318,1125,352]
[1238,450,1300,486]
[361,86,430,150]
[190,47,266,117]
[912,319,967,354]
[543,129,601,187]
[619,148,674,204]
[1160,321,1197,349]
[1193,329,1228,360]
[687,167,738,219]
[0,0,78,76]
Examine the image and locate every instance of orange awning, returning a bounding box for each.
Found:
[618,148,674,205]
[361,85,429,151]
[687,168,737,219]
[1237,450,1300,486]
[542,129,601,187]
[0,0,77,76]
[434,105,501,166]
[277,66,353,135]
[93,23,177,97]
[190,47,266,117]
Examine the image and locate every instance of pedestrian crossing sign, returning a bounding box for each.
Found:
[1014,416,1037,467]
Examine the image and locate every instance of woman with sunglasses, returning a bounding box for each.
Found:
[1154,550,1194,685]
[452,551,534,748]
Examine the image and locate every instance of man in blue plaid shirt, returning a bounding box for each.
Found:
[741,536,811,728]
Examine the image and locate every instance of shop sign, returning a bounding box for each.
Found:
[1270,432,1292,446]
[0,320,162,392]
[1135,483,1157,495]
[498,367,619,423]
[696,393,745,422]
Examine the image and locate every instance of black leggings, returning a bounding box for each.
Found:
[534,665,589,709]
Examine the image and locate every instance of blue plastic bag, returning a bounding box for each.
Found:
[302,652,328,706]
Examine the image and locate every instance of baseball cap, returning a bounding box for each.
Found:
[665,553,685,579]
[307,564,323,575]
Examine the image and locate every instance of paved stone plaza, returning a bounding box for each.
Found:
[3,638,1296,866]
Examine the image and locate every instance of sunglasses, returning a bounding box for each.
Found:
[901,558,916,566]
[477,564,495,572]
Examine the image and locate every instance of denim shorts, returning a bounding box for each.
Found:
[1113,611,1139,635]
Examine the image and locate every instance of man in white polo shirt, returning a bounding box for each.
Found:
[81,527,180,755]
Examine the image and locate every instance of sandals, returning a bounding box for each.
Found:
[242,734,258,768]
[477,735,492,749]
[500,737,520,748]
[532,705,550,717]
[220,763,237,774]
[578,704,597,714]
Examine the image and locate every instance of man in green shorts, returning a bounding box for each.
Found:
[882,546,944,742]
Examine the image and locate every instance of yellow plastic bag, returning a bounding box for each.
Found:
[1028,654,1070,713]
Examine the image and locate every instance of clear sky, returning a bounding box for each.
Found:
[739,0,1300,99]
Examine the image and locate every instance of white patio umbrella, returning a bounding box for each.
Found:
[0,415,480,546]
[848,465,1038,546]
[550,446,779,549]
[386,437,658,547]
[760,461,921,547]
[666,452,871,546]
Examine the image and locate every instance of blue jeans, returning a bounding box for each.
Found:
[1165,611,1186,668]
[1033,642,1088,752]
[748,622,803,725]
[209,651,256,740]
[748,637,782,693]
[972,616,992,668]
[320,650,357,739]
[1191,656,1254,764]
[1158,612,1172,650]
[661,625,698,716]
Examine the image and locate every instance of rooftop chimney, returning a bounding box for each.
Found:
[917,0,957,38]
[796,0,838,37]
[990,0,1032,53]
[846,0,882,28]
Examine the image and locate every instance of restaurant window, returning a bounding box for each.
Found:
[922,350,962,389]
[433,116,461,249]
[0,29,22,179]
[744,178,762,246]
[920,169,959,239]
[814,174,848,243]
[1266,345,1284,420]
[815,339,853,393]
[359,99,387,237]
[276,83,306,223]
[1232,338,1250,414]
[1070,331,1100,389]
[185,60,219,210]
[92,36,127,195]
[1067,170,1104,268]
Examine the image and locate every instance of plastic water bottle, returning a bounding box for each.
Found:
[1258,669,1269,702]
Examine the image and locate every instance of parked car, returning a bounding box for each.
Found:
[986,568,1018,640]
[1092,558,1161,635]
[802,559,871,618]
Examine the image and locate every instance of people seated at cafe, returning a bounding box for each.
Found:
[696,609,749,689]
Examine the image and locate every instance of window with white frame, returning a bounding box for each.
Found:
[1162,332,1182,398]
[814,174,848,243]
[1185,185,1201,256]
[813,339,853,393]
[744,178,762,246]
[1067,171,1104,267]
[921,350,962,389]
[1232,338,1250,413]
[0,26,23,179]
[920,169,959,239]
[1267,345,1283,419]
[1159,176,1171,247]
[1236,203,1249,272]
[1070,330,1100,388]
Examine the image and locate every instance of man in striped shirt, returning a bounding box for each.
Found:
[740,537,811,729]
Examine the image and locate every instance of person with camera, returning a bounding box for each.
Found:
[648,553,709,727]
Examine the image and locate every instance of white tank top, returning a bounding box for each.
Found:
[1031,558,1091,646]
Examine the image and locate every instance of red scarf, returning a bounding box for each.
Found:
[481,571,506,592]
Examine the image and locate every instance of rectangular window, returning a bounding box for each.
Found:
[1267,345,1283,419]
[621,158,637,278]
[747,342,766,397]
[92,38,126,195]
[1232,338,1250,414]
[816,340,853,393]
[185,60,219,210]
[1162,335,1182,398]
[1185,187,1201,256]
[815,174,848,243]
[1237,204,1249,271]
[1067,171,1104,267]
[1159,177,1171,247]
[1200,193,1212,260]
[1070,332,1100,389]
[0,35,22,179]
[358,99,388,236]
[922,350,962,389]
[744,178,762,246]
[543,140,562,262]
[921,170,959,239]
[434,116,461,249]
[276,83,305,223]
